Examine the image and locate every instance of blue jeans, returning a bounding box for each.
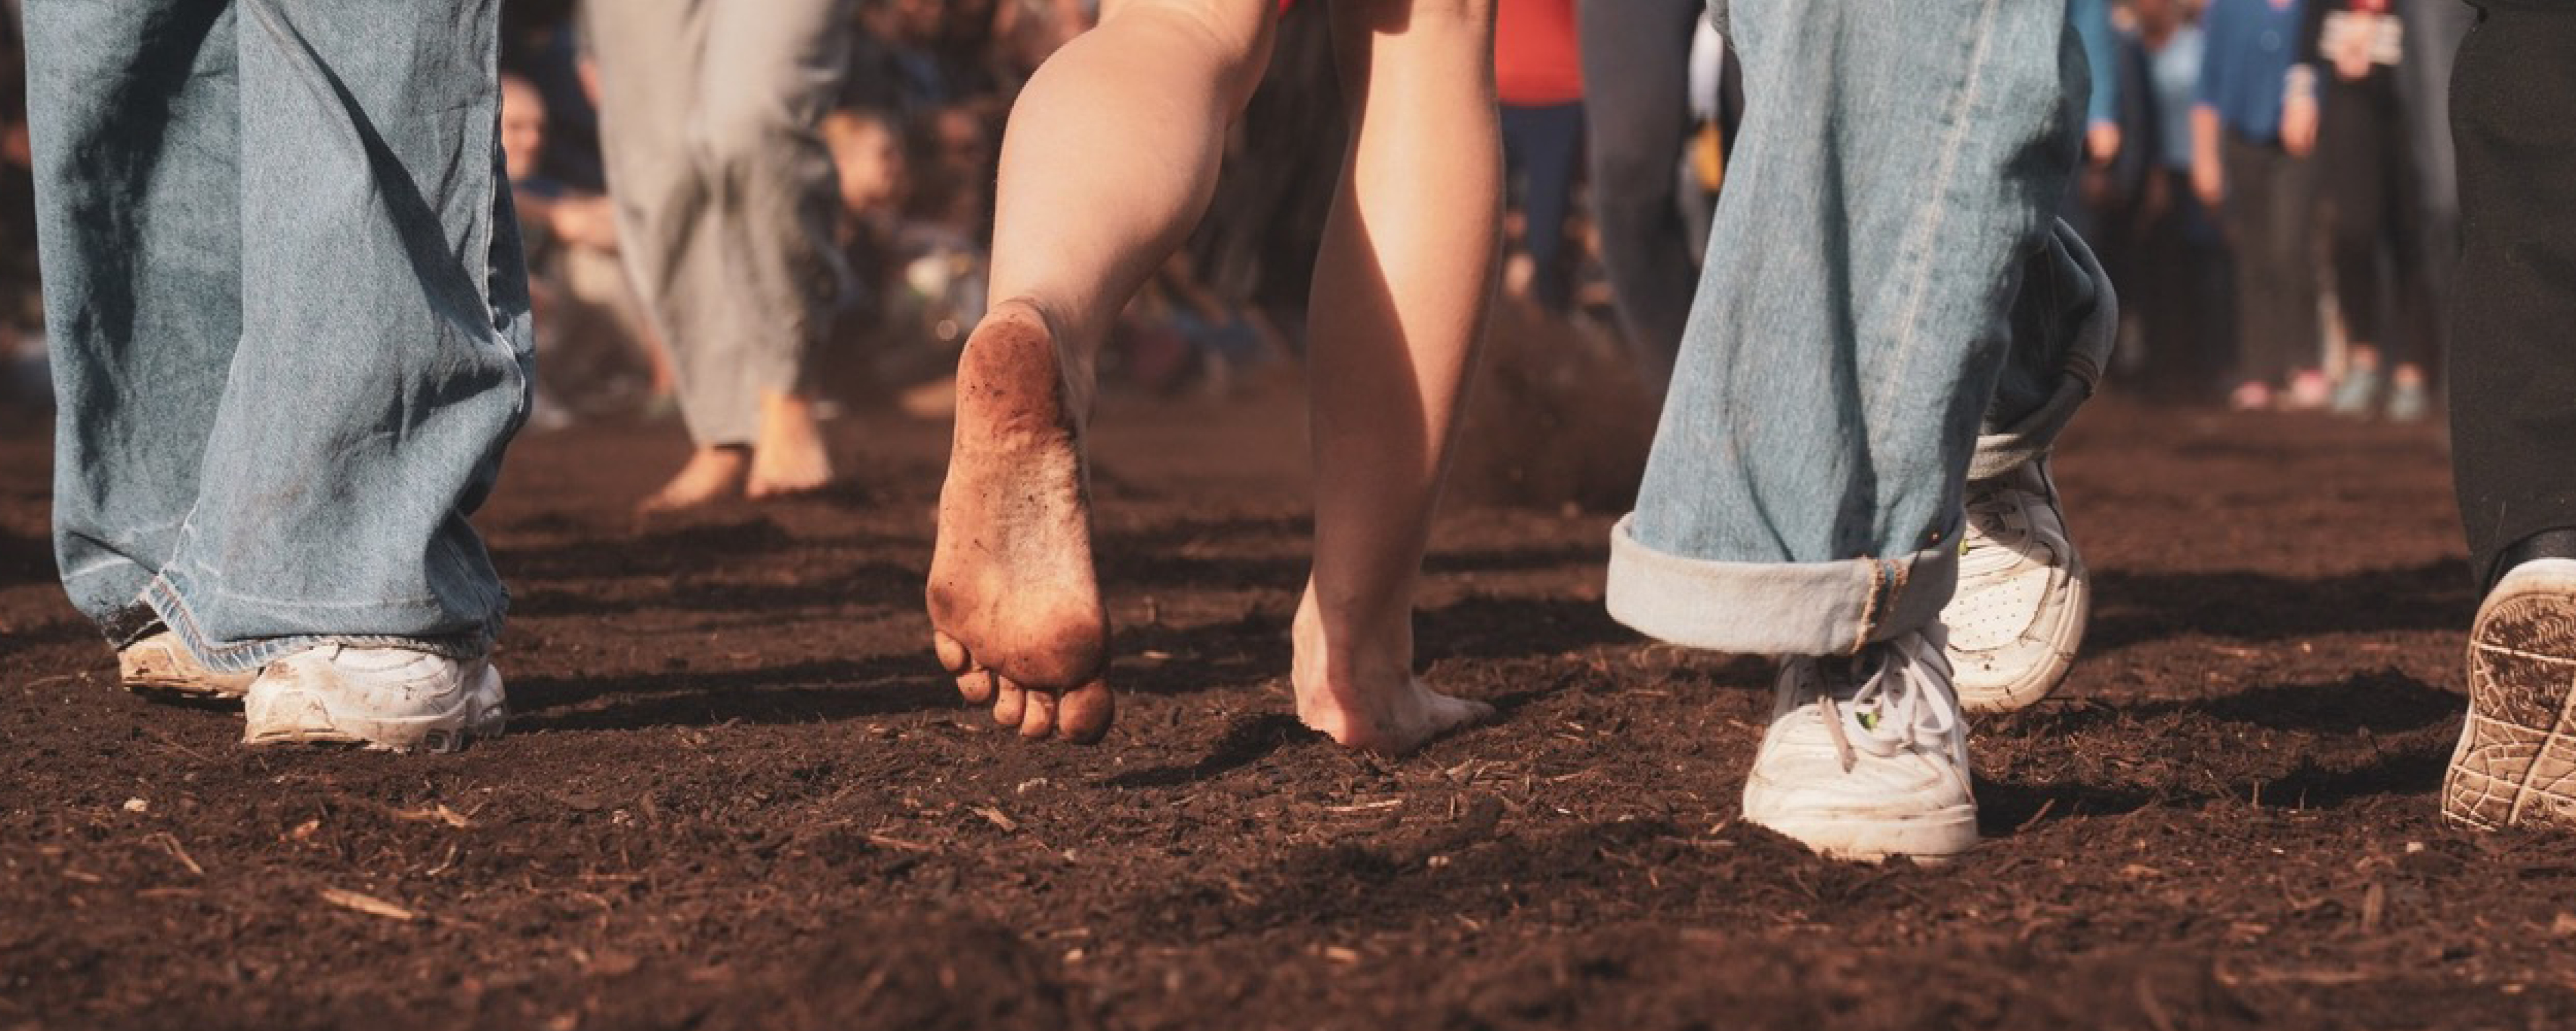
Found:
[1606,0,2114,657]
[26,0,530,672]
[1502,100,1586,313]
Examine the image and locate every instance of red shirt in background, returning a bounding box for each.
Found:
[1495,0,1583,105]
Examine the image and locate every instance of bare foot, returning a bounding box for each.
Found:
[638,445,750,513]
[746,391,834,499]
[1290,589,1494,755]
[926,300,1113,743]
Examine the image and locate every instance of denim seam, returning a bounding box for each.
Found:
[94,518,187,549]
[145,575,487,674]
[58,556,142,584]
[1867,0,2006,425]
[162,554,449,610]
[1856,557,1910,654]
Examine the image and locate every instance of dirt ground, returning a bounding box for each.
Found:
[4,351,2573,1030]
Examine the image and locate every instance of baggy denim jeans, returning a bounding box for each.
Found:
[584,0,852,448]
[1606,0,2115,657]
[26,0,532,673]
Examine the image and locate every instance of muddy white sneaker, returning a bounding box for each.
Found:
[2443,558,2576,829]
[1742,627,1978,862]
[1942,455,2089,714]
[242,646,505,753]
[118,631,257,701]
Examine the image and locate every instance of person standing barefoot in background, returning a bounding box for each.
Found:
[927,0,1502,751]
[585,2,852,513]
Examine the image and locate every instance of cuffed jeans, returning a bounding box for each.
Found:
[1606,0,2111,657]
[26,0,530,671]
[584,0,852,448]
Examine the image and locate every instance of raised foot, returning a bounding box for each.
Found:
[638,445,749,513]
[927,300,1113,743]
[747,391,835,498]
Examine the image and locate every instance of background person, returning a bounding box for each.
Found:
[1576,0,1703,402]
[1495,0,1584,315]
[2195,0,2323,412]
[2296,0,2436,422]
[585,1,856,511]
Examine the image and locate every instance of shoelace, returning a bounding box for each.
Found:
[1814,631,1959,773]
[1959,476,2060,579]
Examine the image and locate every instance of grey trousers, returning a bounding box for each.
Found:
[584,0,852,447]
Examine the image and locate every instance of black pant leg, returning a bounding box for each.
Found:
[1577,0,1701,398]
[2321,82,2392,349]
[2451,0,2576,587]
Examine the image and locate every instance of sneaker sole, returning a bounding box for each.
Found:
[1748,803,1980,863]
[1952,551,2090,716]
[122,676,251,703]
[2444,573,2576,829]
[243,665,508,755]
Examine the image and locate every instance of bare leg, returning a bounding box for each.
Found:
[1290,0,1500,754]
[927,0,1277,743]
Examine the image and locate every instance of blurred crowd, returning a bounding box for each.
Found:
[0,0,2476,424]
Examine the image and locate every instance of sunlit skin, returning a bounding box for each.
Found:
[926,0,1502,752]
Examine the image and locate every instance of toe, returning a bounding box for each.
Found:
[993,678,1027,727]
[954,667,997,705]
[933,630,972,674]
[1058,678,1113,744]
[1020,690,1059,739]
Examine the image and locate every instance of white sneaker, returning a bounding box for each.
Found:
[1942,455,2089,714]
[119,631,257,701]
[2444,558,2576,829]
[242,646,506,753]
[1742,628,1978,862]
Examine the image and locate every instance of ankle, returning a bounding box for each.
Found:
[986,296,1100,422]
[1290,597,1413,697]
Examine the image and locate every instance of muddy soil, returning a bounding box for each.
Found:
[3,367,2571,1030]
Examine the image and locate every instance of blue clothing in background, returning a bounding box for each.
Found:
[2148,26,2206,171]
[2197,0,2304,143]
[2071,0,2120,130]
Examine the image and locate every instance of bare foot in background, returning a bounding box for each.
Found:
[637,445,749,513]
[746,391,833,498]
[926,301,1113,743]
